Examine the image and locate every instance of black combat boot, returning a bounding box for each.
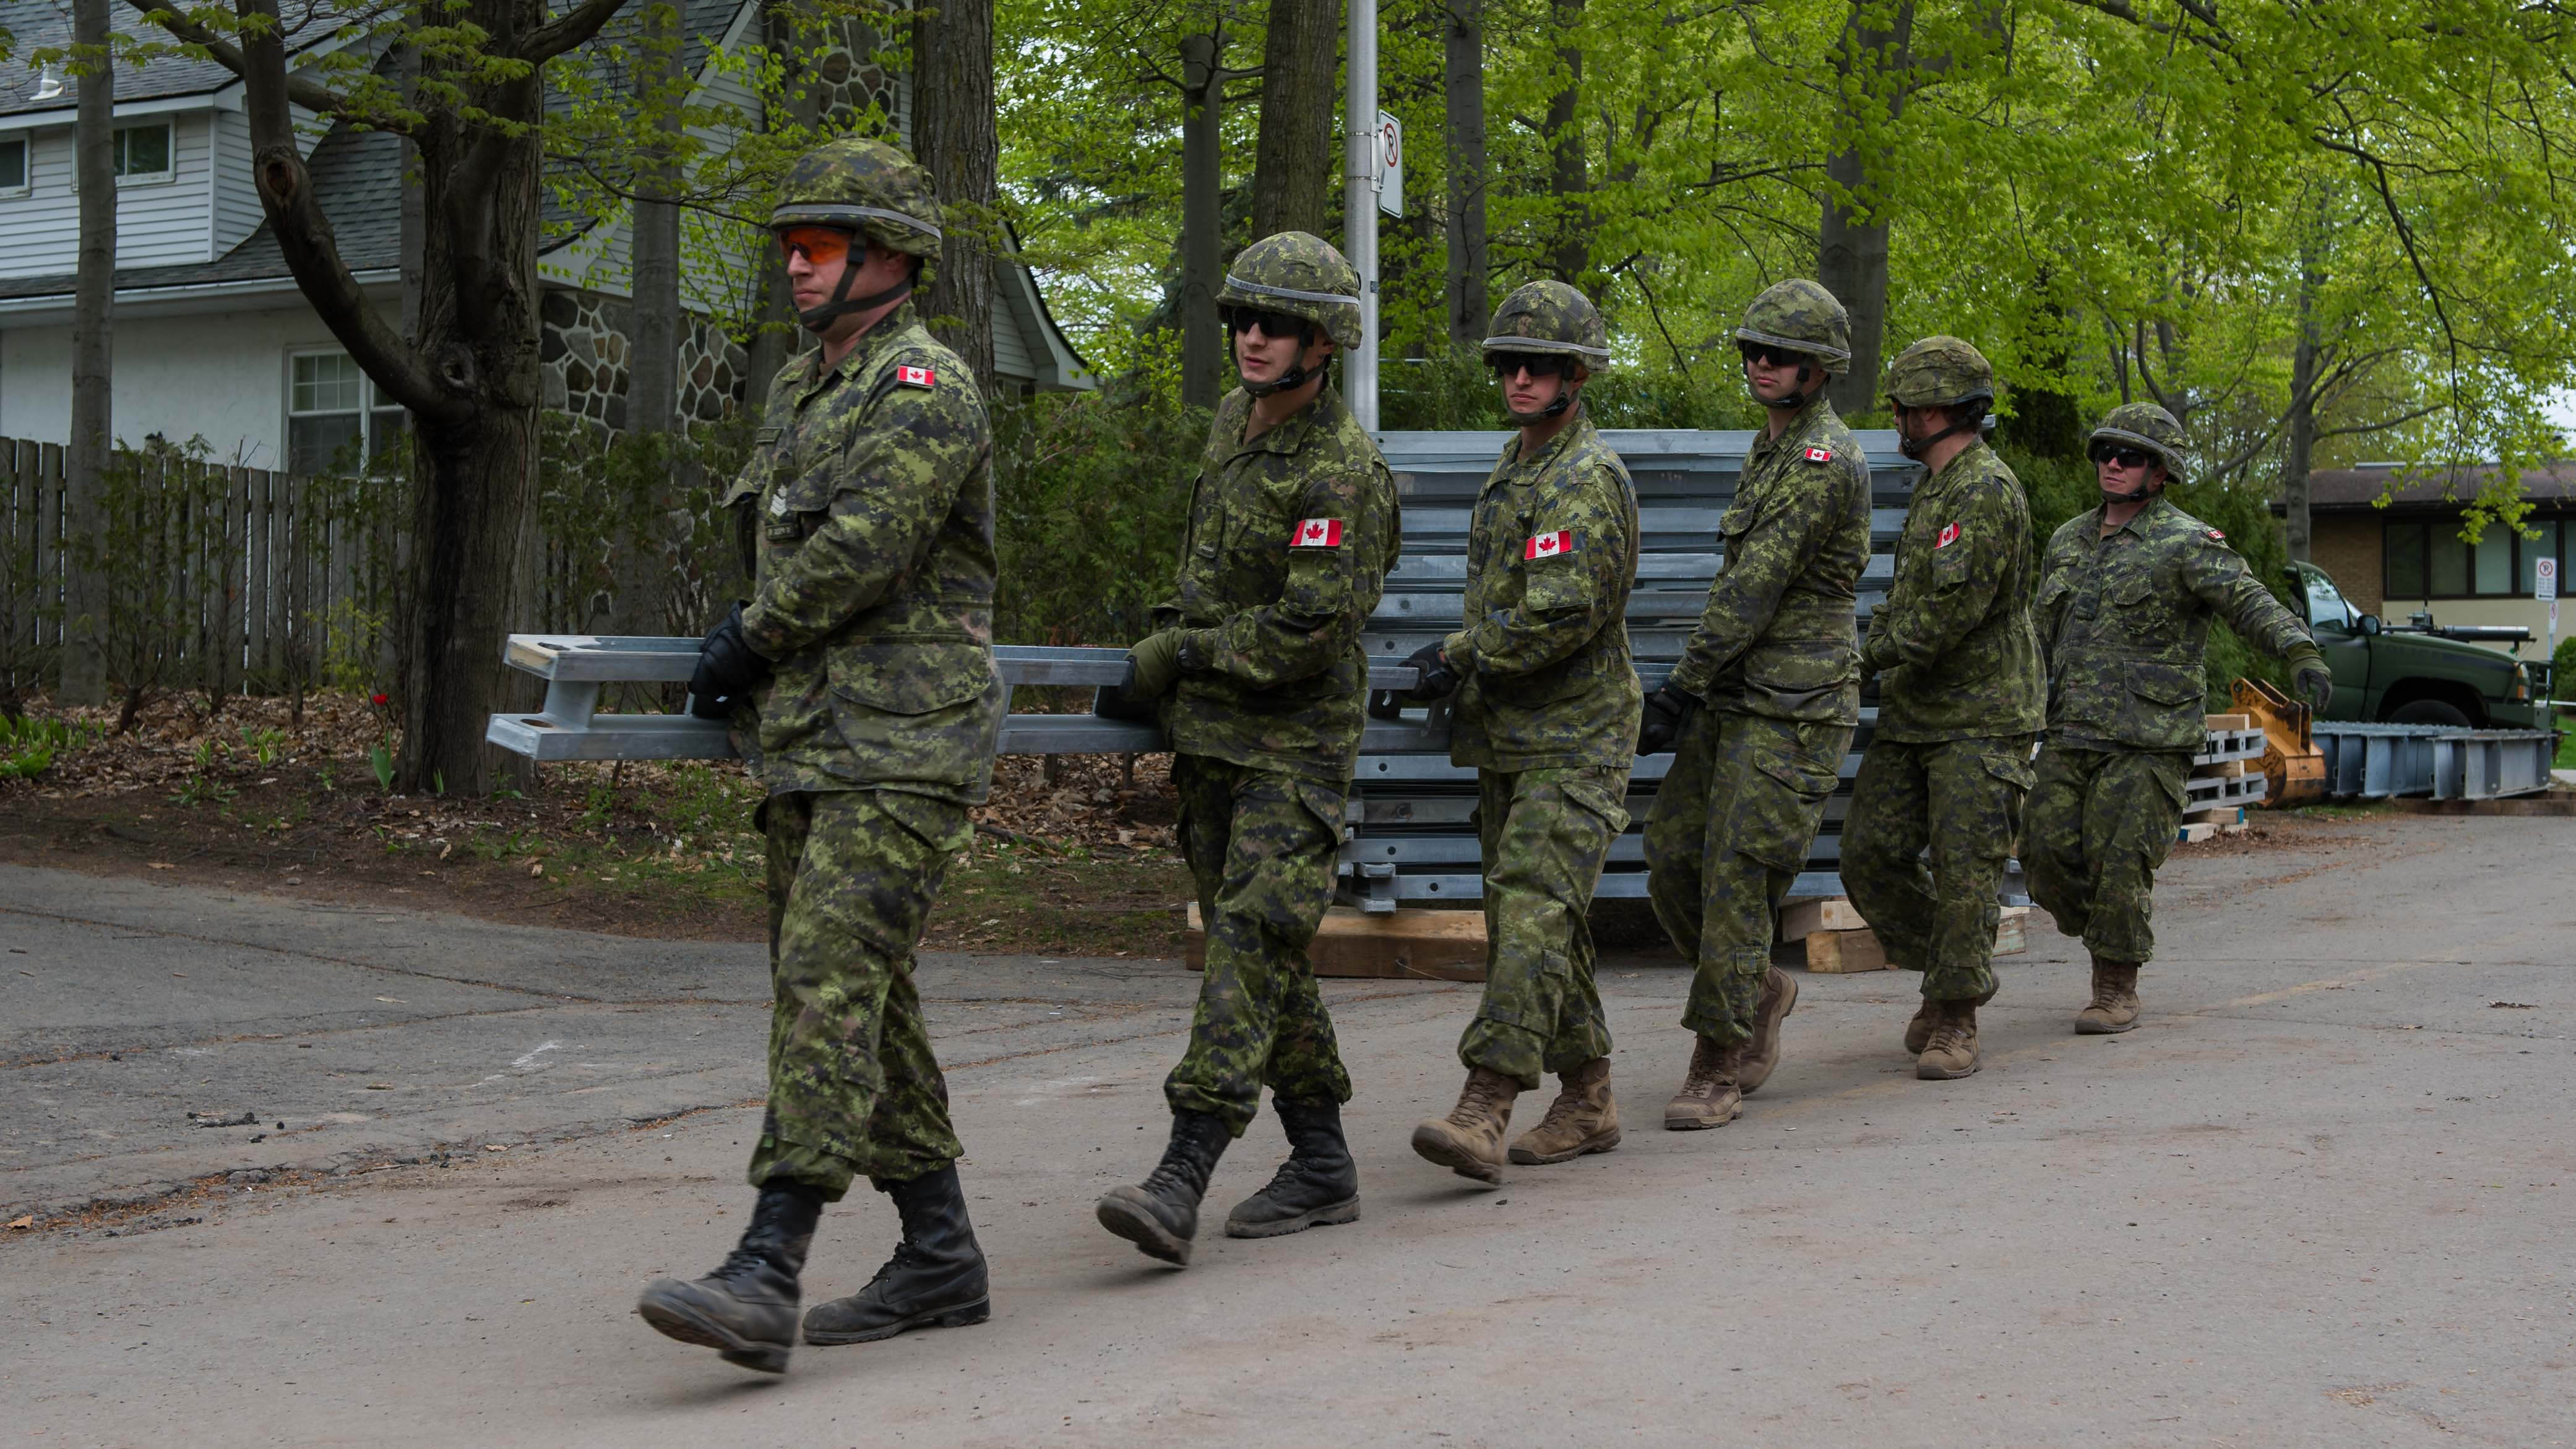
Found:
[801,1164,993,1345]
[1095,1109,1231,1266]
[635,1182,824,1374]
[1225,1096,1361,1239]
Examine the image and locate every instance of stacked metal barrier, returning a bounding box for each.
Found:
[2313,723,2557,801]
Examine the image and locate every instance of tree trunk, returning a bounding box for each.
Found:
[2283,233,2324,564]
[913,0,998,389]
[606,0,687,637]
[744,0,820,411]
[62,0,114,708]
[1252,0,1335,238]
[1543,0,1587,282]
[1442,0,1489,347]
[1816,0,1914,417]
[1179,33,1225,410]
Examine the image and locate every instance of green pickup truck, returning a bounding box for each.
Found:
[2293,561,2546,728]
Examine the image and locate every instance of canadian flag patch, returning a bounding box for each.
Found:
[1525,530,1578,560]
[1804,445,1834,463]
[1935,522,1961,549]
[1291,517,1345,548]
[2207,528,2226,541]
[895,364,937,389]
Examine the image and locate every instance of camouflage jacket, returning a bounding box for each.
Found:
[1861,439,2044,742]
[724,301,1003,802]
[1668,397,1872,723]
[1155,384,1402,786]
[1445,411,1642,772]
[2036,494,2313,752]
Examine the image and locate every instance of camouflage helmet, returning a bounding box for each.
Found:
[2089,401,2190,481]
[1884,335,1995,411]
[1483,280,1610,365]
[1734,278,1852,371]
[1219,231,1364,350]
[770,137,944,259]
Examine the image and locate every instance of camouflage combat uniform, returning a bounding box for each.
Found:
[1444,410,1641,1089]
[2027,494,2312,964]
[1645,396,1872,1043]
[1843,436,2044,1003]
[725,298,1002,1198]
[1156,384,1402,1135]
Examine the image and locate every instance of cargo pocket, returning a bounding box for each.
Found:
[2124,660,2203,709]
[1734,733,1842,872]
[828,640,991,715]
[1980,749,2036,794]
[1558,772,1632,836]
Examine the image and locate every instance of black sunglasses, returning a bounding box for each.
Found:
[1738,340,1809,369]
[1488,351,1577,381]
[2088,441,2158,470]
[1222,306,1316,343]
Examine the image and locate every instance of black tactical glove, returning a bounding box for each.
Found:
[1635,682,1700,755]
[2286,643,2332,712]
[1400,640,1460,702]
[687,601,769,720]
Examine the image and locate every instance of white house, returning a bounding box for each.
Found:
[0,0,1088,473]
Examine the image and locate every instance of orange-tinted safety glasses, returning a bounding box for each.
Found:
[775,225,856,266]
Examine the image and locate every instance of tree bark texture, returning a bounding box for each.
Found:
[1543,0,1587,283]
[913,0,999,390]
[628,1,684,437]
[2283,234,2324,565]
[1252,0,1335,239]
[1816,0,1914,417]
[1179,33,1225,410]
[1442,0,1489,347]
[744,0,822,411]
[63,0,115,708]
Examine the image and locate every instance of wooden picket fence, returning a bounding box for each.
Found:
[0,437,404,702]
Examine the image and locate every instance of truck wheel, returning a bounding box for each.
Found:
[2387,698,2474,728]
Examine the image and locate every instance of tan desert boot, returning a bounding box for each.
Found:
[1735,967,1799,1096]
[2075,958,2142,1034]
[1915,999,1982,1080]
[1506,1057,1621,1164]
[1410,1067,1519,1184]
[1906,988,1992,1055]
[1662,1036,1743,1130]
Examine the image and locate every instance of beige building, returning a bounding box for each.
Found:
[2299,462,2576,665]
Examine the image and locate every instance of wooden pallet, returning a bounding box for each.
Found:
[1184,903,1488,982]
[1801,906,2030,974]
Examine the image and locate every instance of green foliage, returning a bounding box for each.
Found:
[0,714,98,780]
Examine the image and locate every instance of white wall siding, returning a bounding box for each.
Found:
[0,111,218,278]
[0,301,386,470]
[211,110,262,254]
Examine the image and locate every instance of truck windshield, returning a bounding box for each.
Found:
[2301,567,2355,631]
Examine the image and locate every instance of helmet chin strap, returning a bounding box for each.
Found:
[1506,381,1580,425]
[797,252,917,333]
[1760,362,1817,411]
[2101,478,2156,504]
[1895,411,1975,461]
[1243,349,1328,399]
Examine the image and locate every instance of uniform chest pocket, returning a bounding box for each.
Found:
[764,462,836,543]
[1715,507,1755,574]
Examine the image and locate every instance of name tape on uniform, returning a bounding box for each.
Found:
[1291,518,1346,548]
[895,364,937,389]
[1525,530,1579,560]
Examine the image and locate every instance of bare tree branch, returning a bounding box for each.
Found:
[123,0,387,126]
[518,0,634,66]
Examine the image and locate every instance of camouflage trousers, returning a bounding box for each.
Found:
[2023,745,2191,965]
[1645,710,1852,1045]
[1166,754,1354,1135]
[746,788,968,1202]
[1458,765,1629,1089]
[1843,735,2035,1002]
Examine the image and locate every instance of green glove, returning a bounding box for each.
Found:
[1124,628,1189,702]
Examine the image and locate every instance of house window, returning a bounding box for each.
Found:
[112,121,171,180]
[287,351,408,475]
[2384,515,2569,600]
[0,137,27,194]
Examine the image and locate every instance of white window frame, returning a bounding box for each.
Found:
[111,120,174,186]
[0,134,29,198]
[284,348,406,475]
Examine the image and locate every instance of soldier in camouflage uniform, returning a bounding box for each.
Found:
[1092,232,1402,1266]
[1385,281,1641,1185]
[1842,337,2044,1081]
[1639,279,1872,1131]
[2030,402,2331,1033]
[637,139,1001,1375]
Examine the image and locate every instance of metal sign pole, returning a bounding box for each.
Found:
[1344,0,1379,432]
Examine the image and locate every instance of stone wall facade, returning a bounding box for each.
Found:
[540,286,749,432]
